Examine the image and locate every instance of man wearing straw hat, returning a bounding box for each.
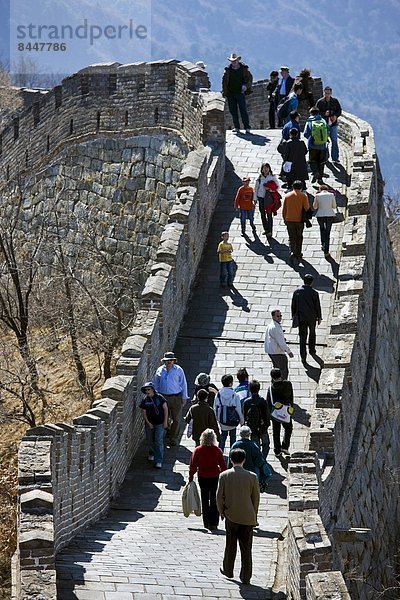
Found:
[153,352,189,446]
[222,52,253,134]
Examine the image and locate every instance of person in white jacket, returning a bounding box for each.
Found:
[264,310,294,380]
[214,374,244,452]
[313,184,337,258]
[253,163,280,239]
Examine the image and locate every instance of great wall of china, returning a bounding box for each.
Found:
[0,60,399,599]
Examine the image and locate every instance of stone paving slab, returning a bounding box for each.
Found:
[57,129,349,599]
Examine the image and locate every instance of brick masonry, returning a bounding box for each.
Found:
[7,62,400,600]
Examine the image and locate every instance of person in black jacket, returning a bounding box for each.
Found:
[266,369,294,456]
[266,70,279,128]
[316,86,342,163]
[243,380,270,459]
[291,274,322,362]
[281,128,309,190]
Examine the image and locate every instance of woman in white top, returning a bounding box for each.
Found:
[313,184,337,257]
[253,163,280,239]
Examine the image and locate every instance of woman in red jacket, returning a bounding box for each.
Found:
[189,429,226,531]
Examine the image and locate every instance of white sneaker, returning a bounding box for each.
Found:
[155,462,162,468]
[232,127,239,133]
[245,128,251,134]
[147,454,154,461]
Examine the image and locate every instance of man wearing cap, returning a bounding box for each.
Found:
[234,176,256,236]
[140,382,168,468]
[222,52,253,134]
[291,275,322,363]
[273,66,294,126]
[153,352,189,446]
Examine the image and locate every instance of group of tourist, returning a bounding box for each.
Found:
[140,332,313,585]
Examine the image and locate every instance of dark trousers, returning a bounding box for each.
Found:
[317,216,334,253]
[286,221,304,259]
[268,101,275,128]
[223,518,254,583]
[198,476,219,529]
[164,393,182,444]
[299,319,317,359]
[272,419,293,453]
[257,197,273,236]
[268,353,289,381]
[227,93,250,130]
[308,148,326,180]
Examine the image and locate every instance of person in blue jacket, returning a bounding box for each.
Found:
[281,110,301,141]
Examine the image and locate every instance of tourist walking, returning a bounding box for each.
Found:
[282,180,311,264]
[217,231,235,288]
[189,429,226,532]
[217,448,260,585]
[253,163,280,239]
[214,374,244,452]
[222,52,253,134]
[140,382,168,468]
[185,389,220,447]
[266,368,294,457]
[243,380,270,459]
[193,372,219,407]
[153,352,189,446]
[291,274,322,362]
[234,176,256,236]
[264,309,293,381]
[313,184,337,257]
[230,426,268,479]
[274,66,294,126]
[303,107,329,184]
[234,367,250,409]
[316,86,342,162]
[281,128,309,190]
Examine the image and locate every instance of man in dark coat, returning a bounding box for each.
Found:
[316,86,342,162]
[281,128,308,189]
[291,274,322,362]
[222,52,253,134]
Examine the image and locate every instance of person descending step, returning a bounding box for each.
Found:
[234,176,256,236]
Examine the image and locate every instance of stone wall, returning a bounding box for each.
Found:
[223,77,323,130]
[11,62,226,600]
[287,112,400,599]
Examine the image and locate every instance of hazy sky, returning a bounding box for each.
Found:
[1,0,399,193]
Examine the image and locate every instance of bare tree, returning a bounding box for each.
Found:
[0,65,22,125]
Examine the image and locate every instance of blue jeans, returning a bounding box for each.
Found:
[227,93,250,130]
[329,125,339,161]
[220,261,234,285]
[145,423,165,464]
[240,209,255,232]
[219,428,237,452]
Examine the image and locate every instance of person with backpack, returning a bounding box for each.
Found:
[230,427,271,485]
[213,374,244,453]
[277,83,303,126]
[316,86,342,163]
[243,380,270,459]
[303,107,329,184]
[234,367,251,410]
[140,382,169,468]
[266,369,294,457]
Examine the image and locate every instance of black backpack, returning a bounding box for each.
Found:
[246,401,261,433]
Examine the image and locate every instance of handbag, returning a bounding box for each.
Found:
[301,207,313,228]
[182,481,202,517]
[283,161,292,173]
[270,386,292,424]
[333,210,344,223]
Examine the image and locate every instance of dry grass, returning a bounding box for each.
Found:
[0,338,105,599]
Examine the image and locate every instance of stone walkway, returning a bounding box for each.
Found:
[56,130,348,599]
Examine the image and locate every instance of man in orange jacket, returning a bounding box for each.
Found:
[282,181,310,265]
[234,176,256,236]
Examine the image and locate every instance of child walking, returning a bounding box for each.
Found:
[217,231,235,288]
[234,176,256,236]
